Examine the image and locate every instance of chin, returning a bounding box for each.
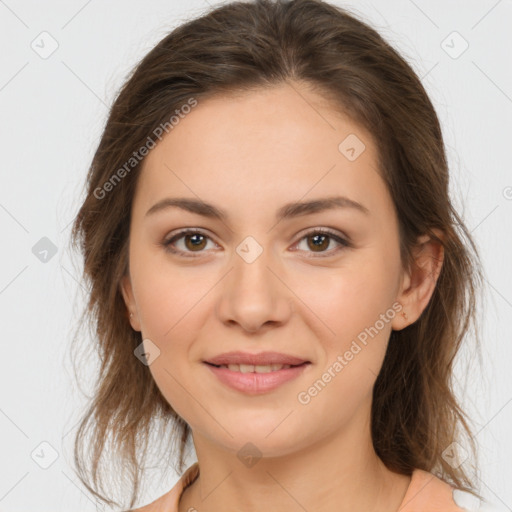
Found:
[204,422,310,459]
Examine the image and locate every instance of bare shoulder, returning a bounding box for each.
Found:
[125,493,168,512]
[125,464,196,512]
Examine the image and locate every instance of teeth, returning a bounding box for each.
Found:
[219,363,293,373]
[239,364,254,373]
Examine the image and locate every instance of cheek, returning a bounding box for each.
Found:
[131,246,209,338]
[129,250,212,401]
[296,253,399,343]
[294,273,397,434]
[133,274,206,426]
[295,255,400,408]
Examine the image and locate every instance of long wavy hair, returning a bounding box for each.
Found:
[69,0,484,508]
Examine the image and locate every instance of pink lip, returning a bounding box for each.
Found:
[204,351,309,366]
[204,361,311,395]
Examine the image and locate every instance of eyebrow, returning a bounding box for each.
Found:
[145,195,370,221]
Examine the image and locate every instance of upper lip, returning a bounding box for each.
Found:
[204,351,309,366]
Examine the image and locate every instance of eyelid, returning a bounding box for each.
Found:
[162,226,351,257]
[162,228,219,257]
[290,227,351,257]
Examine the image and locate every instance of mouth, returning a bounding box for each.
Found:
[204,361,309,373]
[204,350,310,367]
[202,352,311,394]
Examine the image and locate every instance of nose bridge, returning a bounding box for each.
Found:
[235,235,273,287]
[217,234,292,331]
[232,233,278,297]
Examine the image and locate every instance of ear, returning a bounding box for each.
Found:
[391,230,445,330]
[120,274,141,332]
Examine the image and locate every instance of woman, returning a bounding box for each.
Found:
[70,0,491,510]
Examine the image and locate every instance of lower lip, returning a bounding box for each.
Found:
[204,362,310,394]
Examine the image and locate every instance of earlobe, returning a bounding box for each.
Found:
[392,231,445,330]
[120,274,133,308]
[120,274,141,331]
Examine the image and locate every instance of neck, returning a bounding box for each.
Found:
[178,406,411,512]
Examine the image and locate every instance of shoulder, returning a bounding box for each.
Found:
[398,468,463,511]
[400,469,505,512]
[127,497,163,512]
[126,462,200,512]
[125,492,170,512]
[452,488,509,512]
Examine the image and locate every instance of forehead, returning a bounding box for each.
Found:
[134,83,393,223]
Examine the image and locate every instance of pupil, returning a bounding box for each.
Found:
[310,234,327,251]
[187,234,206,250]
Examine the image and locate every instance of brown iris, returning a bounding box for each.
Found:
[184,233,207,251]
[307,233,330,252]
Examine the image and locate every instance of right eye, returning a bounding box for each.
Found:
[162,229,219,257]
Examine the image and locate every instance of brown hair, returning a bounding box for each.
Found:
[69,0,484,508]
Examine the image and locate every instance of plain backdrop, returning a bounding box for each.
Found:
[0,0,511,510]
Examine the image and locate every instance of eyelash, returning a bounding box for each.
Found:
[161,227,351,258]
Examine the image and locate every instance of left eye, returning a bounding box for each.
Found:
[293,229,350,256]
[162,228,350,257]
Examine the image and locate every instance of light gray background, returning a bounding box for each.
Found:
[0,0,511,510]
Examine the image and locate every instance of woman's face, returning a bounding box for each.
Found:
[121,83,414,457]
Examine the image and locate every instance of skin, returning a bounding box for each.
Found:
[121,81,444,512]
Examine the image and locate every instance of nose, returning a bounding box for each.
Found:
[216,244,293,334]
